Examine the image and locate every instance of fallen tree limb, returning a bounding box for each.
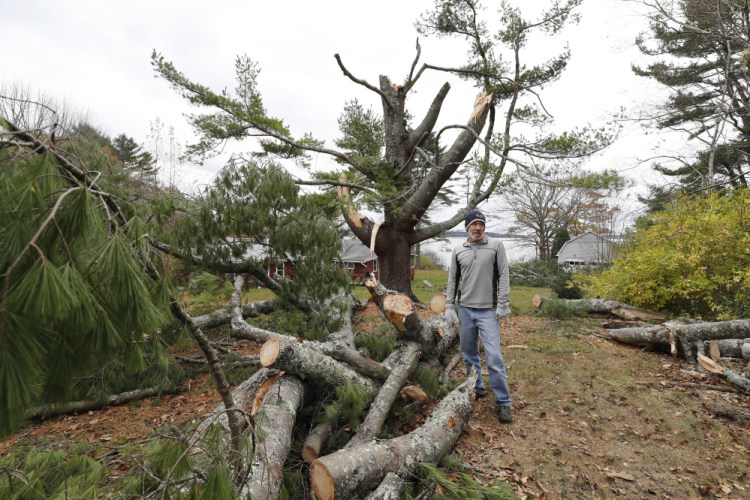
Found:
[260,337,379,391]
[27,385,187,421]
[346,342,420,449]
[532,295,665,323]
[302,420,334,463]
[310,370,478,500]
[242,374,304,500]
[704,339,750,360]
[194,300,277,330]
[697,354,750,393]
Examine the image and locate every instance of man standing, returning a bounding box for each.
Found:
[444,209,513,423]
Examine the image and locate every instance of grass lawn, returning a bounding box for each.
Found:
[352,269,549,316]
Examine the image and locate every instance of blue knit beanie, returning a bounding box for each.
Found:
[464,209,486,229]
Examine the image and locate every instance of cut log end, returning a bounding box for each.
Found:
[430,293,446,314]
[311,460,335,500]
[260,337,281,367]
[400,385,430,403]
[302,445,318,463]
[531,294,543,309]
[383,295,414,332]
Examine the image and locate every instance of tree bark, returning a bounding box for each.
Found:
[260,337,379,392]
[310,370,477,500]
[194,300,276,330]
[364,472,405,500]
[242,375,304,500]
[704,339,750,360]
[346,342,421,448]
[531,295,665,322]
[302,420,334,463]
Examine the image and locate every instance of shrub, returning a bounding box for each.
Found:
[575,191,750,320]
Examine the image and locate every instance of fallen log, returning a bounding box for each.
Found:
[704,339,750,360]
[346,342,420,449]
[260,337,379,391]
[531,295,665,323]
[27,385,186,421]
[310,370,478,500]
[242,374,304,500]
[697,353,750,393]
[606,319,750,362]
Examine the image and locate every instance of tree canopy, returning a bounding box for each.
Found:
[634,0,750,205]
[151,0,613,296]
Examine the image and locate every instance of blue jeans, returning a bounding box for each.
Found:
[458,306,511,406]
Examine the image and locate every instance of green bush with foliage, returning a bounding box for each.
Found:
[575,191,750,319]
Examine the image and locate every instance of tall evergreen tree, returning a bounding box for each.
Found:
[634,0,750,203]
[151,0,613,297]
[112,133,157,181]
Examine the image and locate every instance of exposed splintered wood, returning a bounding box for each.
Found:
[336,173,363,228]
[531,295,665,323]
[259,337,378,391]
[346,342,420,449]
[242,375,304,500]
[383,295,412,332]
[302,420,334,463]
[364,472,405,500]
[708,340,722,360]
[310,371,478,500]
[697,353,750,393]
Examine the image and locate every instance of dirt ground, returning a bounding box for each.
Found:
[2,311,749,499]
[453,315,750,500]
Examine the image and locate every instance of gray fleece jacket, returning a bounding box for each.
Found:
[445,235,510,309]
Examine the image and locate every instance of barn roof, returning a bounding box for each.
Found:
[340,238,377,263]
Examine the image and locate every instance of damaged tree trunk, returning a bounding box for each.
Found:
[531,295,665,323]
[366,279,456,358]
[310,371,478,500]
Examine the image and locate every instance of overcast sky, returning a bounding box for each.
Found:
[4,0,676,222]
